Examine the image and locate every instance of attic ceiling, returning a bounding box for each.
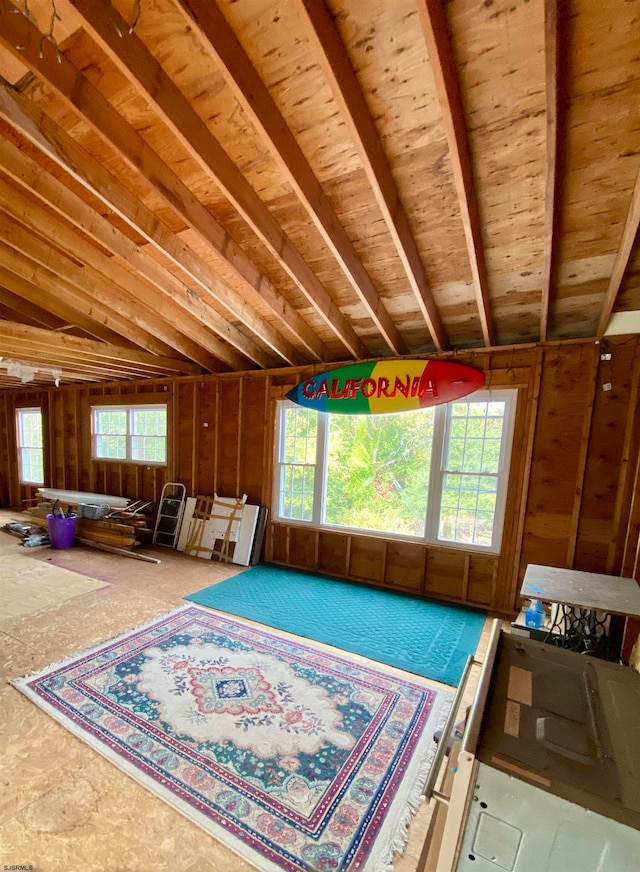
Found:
[0,0,638,389]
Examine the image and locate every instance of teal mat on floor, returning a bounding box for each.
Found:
[185,564,485,686]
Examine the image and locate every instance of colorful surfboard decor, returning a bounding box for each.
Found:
[286,359,485,415]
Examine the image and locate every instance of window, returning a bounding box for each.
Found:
[16,407,44,485]
[430,397,513,549]
[274,389,516,553]
[92,405,167,464]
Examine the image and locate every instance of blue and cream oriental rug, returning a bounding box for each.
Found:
[13,606,452,872]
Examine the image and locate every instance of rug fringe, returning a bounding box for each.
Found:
[9,603,193,687]
[374,692,453,872]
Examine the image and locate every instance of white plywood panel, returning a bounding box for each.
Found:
[176,497,197,552]
[231,504,259,566]
[38,488,129,507]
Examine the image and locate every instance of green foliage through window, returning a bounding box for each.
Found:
[16,408,44,485]
[324,411,433,536]
[439,400,506,547]
[275,390,515,553]
[277,407,318,520]
[92,405,167,464]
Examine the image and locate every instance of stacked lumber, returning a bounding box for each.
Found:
[26,503,152,552]
[77,517,138,549]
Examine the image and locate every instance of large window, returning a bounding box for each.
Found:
[16,407,44,485]
[274,390,516,553]
[92,405,167,464]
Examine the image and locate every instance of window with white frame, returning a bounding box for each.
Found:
[92,404,167,464]
[273,389,516,553]
[16,407,44,485]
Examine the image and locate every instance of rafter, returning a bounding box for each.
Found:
[0,372,94,387]
[0,15,323,366]
[0,0,631,393]
[0,194,238,374]
[0,185,225,371]
[173,0,407,356]
[597,167,640,338]
[63,0,367,359]
[0,136,263,371]
[0,321,202,377]
[0,285,72,332]
[0,87,309,369]
[415,0,495,347]
[0,234,181,359]
[540,0,559,342]
[0,350,180,381]
[0,261,144,347]
[295,0,447,353]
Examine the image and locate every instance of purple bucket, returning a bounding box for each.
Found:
[47,514,77,549]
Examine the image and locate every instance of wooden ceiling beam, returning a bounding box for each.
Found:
[61,0,368,359]
[295,0,448,353]
[0,373,98,387]
[0,183,222,371]
[0,247,158,350]
[0,285,70,332]
[0,192,231,374]
[0,348,182,381]
[0,361,182,382]
[0,321,203,375]
[597,167,640,338]
[0,137,262,371]
[0,17,321,367]
[415,0,495,348]
[540,0,559,342]
[0,342,198,377]
[173,0,407,356]
[0,227,202,366]
[0,233,184,360]
[0,347,184,378]
[0,88,307,369]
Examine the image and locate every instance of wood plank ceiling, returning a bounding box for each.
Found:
[0,0,637,388]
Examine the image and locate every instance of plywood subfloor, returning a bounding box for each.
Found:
[0,547,110,619]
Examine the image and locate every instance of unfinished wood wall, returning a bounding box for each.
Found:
[1,336,639,615]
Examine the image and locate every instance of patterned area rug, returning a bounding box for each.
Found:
[13,606,452,872]
[186,564,486,686]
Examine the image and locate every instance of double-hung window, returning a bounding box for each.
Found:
[92,404,167,464]
[274,389,516,553]
[16,407,44,485]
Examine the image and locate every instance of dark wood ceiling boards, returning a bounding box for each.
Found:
[0,0,637,389]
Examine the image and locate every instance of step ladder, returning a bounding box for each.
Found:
[152,482,187,548]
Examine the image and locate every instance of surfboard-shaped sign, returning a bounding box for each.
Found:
[286,359,485,414]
